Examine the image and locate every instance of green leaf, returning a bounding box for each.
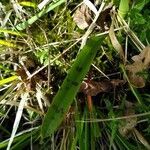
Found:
[19,1,37,8]
[0,39,18,48]
[0,28,27,36]
[118,0,129,18]
[0,75,19,86]
[14,0,65,30]
[41,36,105,138]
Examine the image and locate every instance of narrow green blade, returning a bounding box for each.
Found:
[41,36,105,138]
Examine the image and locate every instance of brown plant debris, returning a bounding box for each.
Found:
[126,46,150,88]
[73,3,91,30]
[119,101,137,137]
[80,79,125,96]
[109,16,125,62]
[133,128,150,149]
[73,2,112,31]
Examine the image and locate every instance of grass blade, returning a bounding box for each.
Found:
[0,28,27,36]
[6,92,28,150]
[0,76,19,86]
[41,36,105,138]
[19,1,37,8]
[0,40,18,48]
[14,0,65,31]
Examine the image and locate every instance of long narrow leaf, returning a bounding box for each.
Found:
[0,40,18,48]
[0,76,19,86]
[118,0,129,18]
[41,36,105,138]
[19,1,37,8]
[7,92,28,150]
[14,0,65,31]
[0,28,27,37]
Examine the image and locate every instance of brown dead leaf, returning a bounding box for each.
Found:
[80,80,112,96]
[110,79,125,87]
[133,128,150,149]
[109,17,125,62]
[132,46,150,67]
[73,4,91,30]
[80,79,124,96]
[126,46,150,88]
